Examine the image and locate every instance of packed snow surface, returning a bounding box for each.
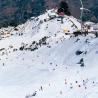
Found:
[0,10,98,98]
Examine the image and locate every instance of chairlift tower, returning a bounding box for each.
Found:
[80,0,90,33]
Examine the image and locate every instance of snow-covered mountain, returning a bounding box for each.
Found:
[0,0,98,28]
[0,10,98,98]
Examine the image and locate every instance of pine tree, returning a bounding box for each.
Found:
[58,1,71,16]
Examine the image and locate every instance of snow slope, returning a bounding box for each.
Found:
[0,10,98,98]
